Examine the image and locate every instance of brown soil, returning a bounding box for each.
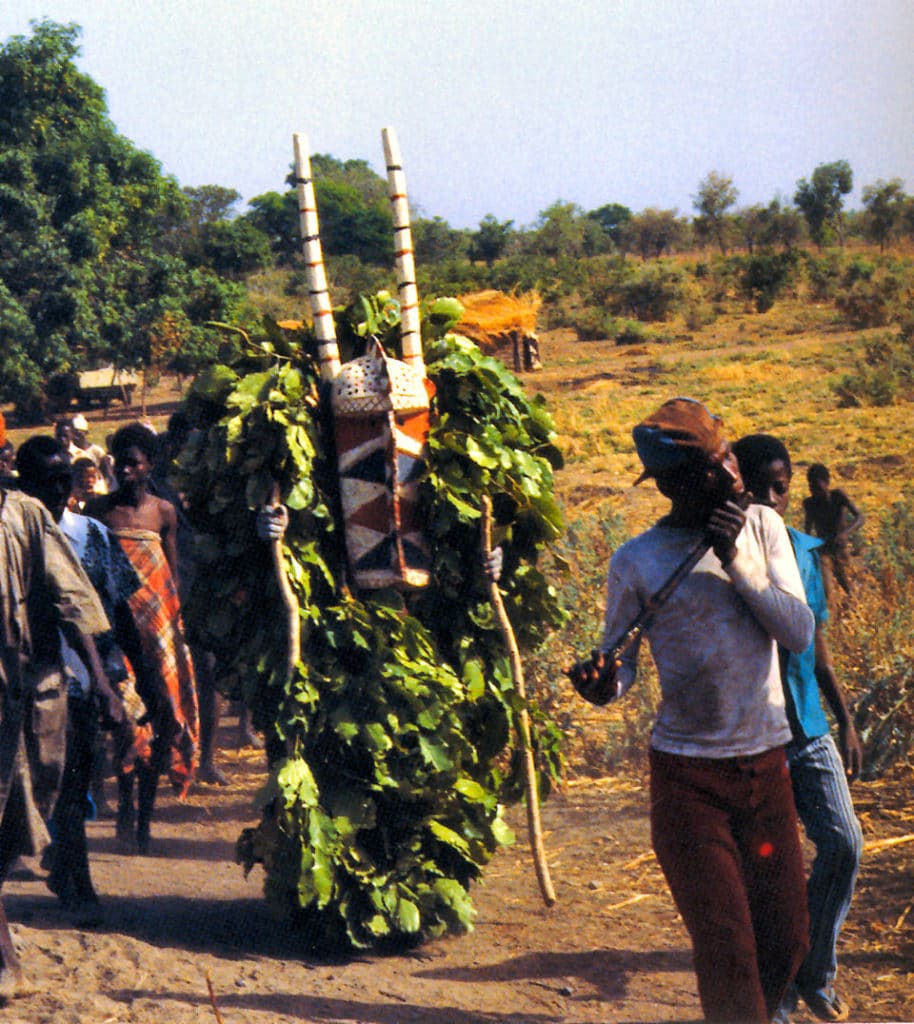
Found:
[5,725,913,1024]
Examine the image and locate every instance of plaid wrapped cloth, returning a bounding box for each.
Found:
[112,528,198,796]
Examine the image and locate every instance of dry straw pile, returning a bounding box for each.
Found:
[456,290,541,349]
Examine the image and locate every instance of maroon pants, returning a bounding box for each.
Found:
[650,746,809,1023]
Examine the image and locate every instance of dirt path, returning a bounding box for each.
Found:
[4,717,913,1024]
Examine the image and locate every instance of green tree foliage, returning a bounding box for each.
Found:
[0,20,249,418]
[794,160,853,248]
[243,190,300,264]
[526,200,589,259]
[173,294,566,951]
[740,251,800,312]
[242,155,394,267]
[862,179,908,253]
[468,214,515,266]
[195,218,273,278]
[413,216,469,264]
[620,208,688,260]
[693,171,738,254]
[586,203,632,249]
[313,180,393,264]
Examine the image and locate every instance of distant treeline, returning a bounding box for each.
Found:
[2,20,913,419]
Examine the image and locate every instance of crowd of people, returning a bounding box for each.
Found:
[0,410,267,998]
[0,399,869,1020]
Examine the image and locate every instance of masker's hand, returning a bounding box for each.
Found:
[565,649,620,706]
[705,499,746,566]
[483,546,503,584]
[256,504,289,543]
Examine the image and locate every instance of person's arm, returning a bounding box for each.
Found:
[813,625,863,779]
[724,507,815,653]
[837,491,865,543]
[802,497,814,535]
[159,498,180,582]
[58,621,125,725]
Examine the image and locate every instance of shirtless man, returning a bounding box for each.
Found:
[802,464,864,598]
[88,425,178,571]
[87,424,197,852]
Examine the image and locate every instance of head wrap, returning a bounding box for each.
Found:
[71,413,89,432]
[632,397,725,483]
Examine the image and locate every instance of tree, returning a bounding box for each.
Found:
[861,178,907,253]
[587,203,632,249]
[734,204,767,254]
[243,154,394,267]
[183,184,241,224]
[469,214,514,265]
[794,160,853,248]
[313,180,392,265]
[196,218,273,277]
[0,20,250,418]
[413,215,469,263]
[693,171,738,255]
[527,200,588,260]
[243,189,300,264]
[620,208,688,260]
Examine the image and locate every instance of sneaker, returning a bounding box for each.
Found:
[800,987,849,1022]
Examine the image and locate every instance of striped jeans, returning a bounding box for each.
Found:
[787,732,863,994]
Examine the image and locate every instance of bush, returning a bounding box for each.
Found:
[834,333,914,406]
[740,251,800,312]
[614,261,688,322]
[834,271,903,329]
[801,250,844,301]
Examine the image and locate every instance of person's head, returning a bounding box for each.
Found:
[54,418,73,448]
[632,397,743,517]
[161,409,191,464]
[16,435,73,521]
[110,422,158,494]
[71,413,90,448]
[71,456,100,499]
[807,462,831,499]
[0,440,15,477]
[732,434,792,518]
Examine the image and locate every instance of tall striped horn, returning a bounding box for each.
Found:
[381,127,424,375]
[293,133,341,381]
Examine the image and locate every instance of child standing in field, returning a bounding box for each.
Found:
[802,464,864,599]
[735,435,863,1024]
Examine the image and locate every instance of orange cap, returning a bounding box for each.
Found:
[632,397,725,483]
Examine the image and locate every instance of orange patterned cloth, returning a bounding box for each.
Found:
[112,528,198,796]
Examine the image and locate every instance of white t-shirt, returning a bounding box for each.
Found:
[600,503,814,759]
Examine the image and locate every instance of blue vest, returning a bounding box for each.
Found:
[783,526,830,742]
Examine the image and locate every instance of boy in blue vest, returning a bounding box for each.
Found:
[734,434,863,1024]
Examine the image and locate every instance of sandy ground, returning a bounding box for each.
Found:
[2,713,912,1024]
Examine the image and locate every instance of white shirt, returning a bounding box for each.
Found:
[600,504,814,758]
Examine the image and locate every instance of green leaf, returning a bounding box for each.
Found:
[428,820,471,856]
[397,898,421,933]
[461,658,485,701]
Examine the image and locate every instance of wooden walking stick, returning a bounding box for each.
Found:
[481,496,556,907]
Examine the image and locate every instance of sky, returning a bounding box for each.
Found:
[2,1,913,230]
